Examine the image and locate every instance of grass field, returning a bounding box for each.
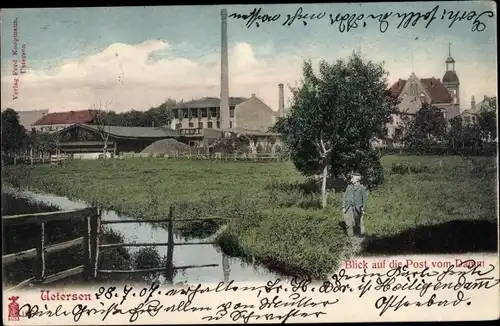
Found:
[2,155,497,279]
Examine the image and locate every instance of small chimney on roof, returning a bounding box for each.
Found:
[251,93,256,98]
[471,96,476,109]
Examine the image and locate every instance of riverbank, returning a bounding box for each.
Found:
[3,155,497,279]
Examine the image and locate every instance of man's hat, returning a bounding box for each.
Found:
[351,172,361,177]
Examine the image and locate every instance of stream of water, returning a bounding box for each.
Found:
[2,185,283,285]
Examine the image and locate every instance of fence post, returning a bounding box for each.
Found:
[89,208,101,278]
[34,222,46,283]
[222,254,230,283]
[165,206,174,284]
[83,214,91,281]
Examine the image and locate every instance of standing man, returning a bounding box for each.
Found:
[342,172,368,238]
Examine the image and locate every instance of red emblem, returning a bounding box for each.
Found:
[8,296,20,321]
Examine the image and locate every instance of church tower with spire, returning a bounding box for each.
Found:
[442,43,460,110]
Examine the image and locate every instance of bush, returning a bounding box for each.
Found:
[390,163,435,175]
[216,207,349,279]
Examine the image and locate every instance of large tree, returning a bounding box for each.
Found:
[274,52,397,208]
[1,108,28,154]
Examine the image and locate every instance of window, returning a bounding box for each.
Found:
[207,121,213,129]
[394,128,403,139]
[409,82,417,97]
[464,116,471,124]
[198,122,203,129]
[472,116,476,124]
[188,122,194,128]
[230,108,235,118]
[201,108,208,118]
[175,123,182,130]
[192,109,198,118]
[420,93,426,104]
[229,121,233,128]
[216,121,221,129]
[182,109,188,118]
[173,109,179,119]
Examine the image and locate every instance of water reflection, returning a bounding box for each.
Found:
[2,185,282,285]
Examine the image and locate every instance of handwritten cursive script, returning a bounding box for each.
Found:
[228,5,495,33]
[17,260,499,323]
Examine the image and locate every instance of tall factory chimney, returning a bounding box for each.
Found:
[278,83,285,117]
[220,9,230,130]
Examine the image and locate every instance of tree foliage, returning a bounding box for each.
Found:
[274,53,397,192]
[1,108,28,154]
[91,98,176,127]
[28,131,56,154]
[402,103,447,149]
[212,132,251,154]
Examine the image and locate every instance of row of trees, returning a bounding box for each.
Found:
[401,102,497,152]
[90,98,177,127]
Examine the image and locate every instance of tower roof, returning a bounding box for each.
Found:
[442,70,459,83]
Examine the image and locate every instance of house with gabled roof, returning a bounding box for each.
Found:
[32,109,98,132]
[385,44,461,141]
[52,123,179,154]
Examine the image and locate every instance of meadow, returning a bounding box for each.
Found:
[2,155,497,279]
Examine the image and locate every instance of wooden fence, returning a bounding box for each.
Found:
[2,207,100,291]
[97,206,236,283]
[3,206,236,289]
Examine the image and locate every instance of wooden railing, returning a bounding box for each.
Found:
[2,207,100,291]
[3,206,238,287]
[97,206,237,282]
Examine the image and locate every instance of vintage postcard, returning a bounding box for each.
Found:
[1,2,498,324]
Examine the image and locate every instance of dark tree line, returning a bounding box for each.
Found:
[401,100,497,154]
[90,98,177,127]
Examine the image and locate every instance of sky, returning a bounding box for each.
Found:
[0,1,497,113]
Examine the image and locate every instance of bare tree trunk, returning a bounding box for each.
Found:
[321,164,328,209]
[102,144,107,165]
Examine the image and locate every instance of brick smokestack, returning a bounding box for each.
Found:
[220,9,230,130]
[278,83,285,117]
[471,95,475,109]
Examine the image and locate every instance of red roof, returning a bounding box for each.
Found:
[33,109,98,126]
[389,78,453,104]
